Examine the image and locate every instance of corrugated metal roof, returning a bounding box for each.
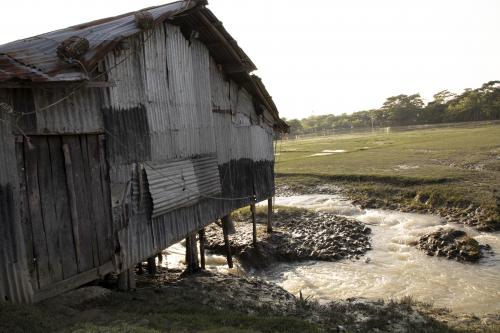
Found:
[0,1,201,82]
[0,0,288,131]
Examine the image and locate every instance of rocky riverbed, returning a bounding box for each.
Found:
[417,228,493,262]
[204,207,372,268]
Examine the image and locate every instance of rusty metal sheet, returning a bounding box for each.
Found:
[0,0,202,82]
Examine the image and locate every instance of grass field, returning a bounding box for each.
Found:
[275,122,500,230]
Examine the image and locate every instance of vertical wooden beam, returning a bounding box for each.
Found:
[117,270,128,291]
[62,143,81,270]
[251,204,257,246]
[128,268,136,290]
[185,232,199,273]
[221,215,233,268]
[198,228,206,270]
[118,268,136,291]
[137,263,144,275]
[267,198,273,233]
[147,257,156,275]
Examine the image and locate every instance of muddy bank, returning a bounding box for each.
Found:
[2,270,498,333]
[204,207,371,269]
[276,182,499,231]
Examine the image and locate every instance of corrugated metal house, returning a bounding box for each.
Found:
[0,0,287,303]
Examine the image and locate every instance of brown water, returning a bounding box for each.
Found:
[256,195,500,314]
[163,194,500,314]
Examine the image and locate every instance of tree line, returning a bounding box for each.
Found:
[284,81,500,135]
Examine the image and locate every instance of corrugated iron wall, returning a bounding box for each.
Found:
[33,87,103,134]
[0,10,279,302]
[99,21,276,271]
[145,156,221,218]
[0,104,34,303]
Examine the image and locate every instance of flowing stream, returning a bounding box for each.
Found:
[164,194,500,314]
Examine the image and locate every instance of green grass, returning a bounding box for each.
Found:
[0,289,327,333]
[275,122,500,229]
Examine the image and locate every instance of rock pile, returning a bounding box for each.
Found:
[204,208,372,268]
[417,228,490,262]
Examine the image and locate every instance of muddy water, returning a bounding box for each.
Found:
[162,194,500,314]
[162,242,246,276]
[255,195,500,314]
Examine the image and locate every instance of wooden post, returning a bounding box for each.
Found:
[137,262,144,275]
[198,228,206,270]
[128,268,136,290]
[267,198,273,233]
[117,271,128,291]
[117,269,135,291]
[147,256,156,275]
[251,204,257,246]
[185,232,199,273]
[221,215,233,268]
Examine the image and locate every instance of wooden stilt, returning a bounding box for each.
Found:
[199,228,206,270]
[185,232,199,273]
[251,204,257,246]
[147,256,156,275]
[117,271,128,291]
[221,215,234,268]
[128,268,136,290]
[267,197,273,233]
[117,269,135,291]
[157,252,163,265]
[137,262,144,275]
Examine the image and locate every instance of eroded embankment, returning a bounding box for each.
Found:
[276,176,500,231]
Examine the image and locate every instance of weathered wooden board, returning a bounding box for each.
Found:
[36,137,64,283]
[62,136,94,272]
[17,134,114,292]
[15,139,35,282]
[24,140,50,289]
[48,136,78,279]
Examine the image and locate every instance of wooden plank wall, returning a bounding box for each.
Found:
[17,134,114,294]
[0,104,33,303]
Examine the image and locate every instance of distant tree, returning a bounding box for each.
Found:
[285,118,304,135]
[382,94,424,125]
[283,80,500,135]
[419,90,456,124]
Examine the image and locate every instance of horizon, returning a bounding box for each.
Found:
[1,0,499,119]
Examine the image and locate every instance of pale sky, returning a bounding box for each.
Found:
[1,0,499,119]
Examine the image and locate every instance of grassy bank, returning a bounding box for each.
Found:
[275,122,500,230]
[2,273,495,333]
[0,283,325,333]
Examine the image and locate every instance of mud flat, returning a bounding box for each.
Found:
[204,207,372,269]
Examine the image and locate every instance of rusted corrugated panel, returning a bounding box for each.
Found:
[142,24,175,161]
[164,23,199,159]
[104,36,147,110]
[33,87,103,133]
[152,197,224,251]
[144,155,221,218]
[141,23,216,161]
[103,105,151,165]
[209,57,231,112]
[0,1,201,82]
[191,39,216,157]
[251,124,274,162]
[0,114,34,303]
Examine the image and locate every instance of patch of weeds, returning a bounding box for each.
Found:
[70,322,160,333]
